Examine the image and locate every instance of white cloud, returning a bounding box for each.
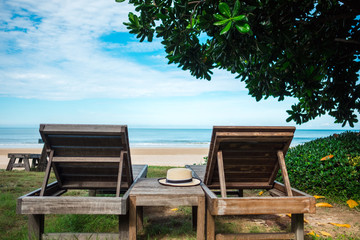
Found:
[0,0,246,100]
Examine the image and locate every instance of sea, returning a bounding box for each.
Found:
[0,127,357,149]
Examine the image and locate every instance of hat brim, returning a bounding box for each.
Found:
[158,178,201,187]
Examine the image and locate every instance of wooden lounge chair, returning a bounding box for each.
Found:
[17,124,148,240]
[188,126,315,240]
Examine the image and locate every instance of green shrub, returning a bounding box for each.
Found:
[281,131,360,200]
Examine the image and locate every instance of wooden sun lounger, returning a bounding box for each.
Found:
[17,124,148,240]
[188,126,315,240]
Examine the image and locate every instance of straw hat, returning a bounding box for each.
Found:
[158,168,201,187]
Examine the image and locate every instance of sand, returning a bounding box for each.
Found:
[0,147,209,169]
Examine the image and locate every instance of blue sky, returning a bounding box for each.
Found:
[0,0,358,129]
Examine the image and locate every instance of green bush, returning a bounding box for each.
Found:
[281,131,360,200]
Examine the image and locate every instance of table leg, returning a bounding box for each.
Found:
[24,157,31,171]
[129,196,137,240]
[197,197,205,240]
[6,157,16,171]
[192,206,197,231]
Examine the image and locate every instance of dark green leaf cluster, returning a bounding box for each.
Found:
[280,132,360,200]
[119,0,360,127]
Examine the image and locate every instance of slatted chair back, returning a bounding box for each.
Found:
[204,126,295,194]
[39,124,133,196]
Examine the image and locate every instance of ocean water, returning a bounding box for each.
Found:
[0,127,356,148]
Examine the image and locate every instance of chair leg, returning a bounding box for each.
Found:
[28,214,44,240]
[137,206,143,232]
[292,213,304,240]
[206,208,215,240]
[119,213,129,240]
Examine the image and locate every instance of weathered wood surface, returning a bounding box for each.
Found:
[216,232,296,240]
[18,165,148,215]
[43,233,120,240]
[187,126,314,239]
[39,124,134,195]
[6,153,40,171]
[129,178,205,240]
[129,178,204,206]
[207,195,315,215]
[204,126,295,187]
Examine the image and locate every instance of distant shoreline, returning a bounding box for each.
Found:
[0,147,209,169]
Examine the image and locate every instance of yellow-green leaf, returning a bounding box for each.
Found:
[329,222,351,228]
[320,231,332,237]
[346,199,359,208]
[307,231,319,237]
[320,154,334,161]
[286,214,309,223]
[316,202,333,208]
[170,208,178,211]
[314,195,325,199]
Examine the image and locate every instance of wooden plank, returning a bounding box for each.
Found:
[216,232,295,240]
[40,150,54,196]
[19,196,127,214]
[209,197,314,215]
[43,233,120,240]
[277,151,292,196]
[51,147,124,158]
[46,135,123,147]
[116,151,125,197]
[52,157,123,162]
[40,124,126,135]
[217,150,227,198]
[207,182,272,189]
[134,195,200,206]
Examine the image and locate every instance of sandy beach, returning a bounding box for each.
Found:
[0,147,209,169]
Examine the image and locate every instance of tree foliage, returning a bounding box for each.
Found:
[117,0,360,127]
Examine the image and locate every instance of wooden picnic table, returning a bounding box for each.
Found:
[6,147,48,171]
[129,178,205,240]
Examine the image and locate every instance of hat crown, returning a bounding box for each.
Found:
[166,168,192,181]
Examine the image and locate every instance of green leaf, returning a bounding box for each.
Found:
[220,21,232,35]
[214,19,231,26]
[233,15,246,22]
[219,2,231,18]
[213,14,226,21]
[235,23,250,33]
[233,0,240,16]
[115,0,126,2]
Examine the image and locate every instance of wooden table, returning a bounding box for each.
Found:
[129,178,205,240]
[6,153,41,171]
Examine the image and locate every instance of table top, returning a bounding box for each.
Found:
[130,178,204,197]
